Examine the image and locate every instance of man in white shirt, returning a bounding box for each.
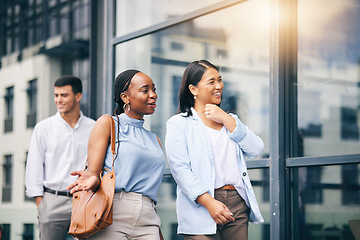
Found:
[25,75,95,240]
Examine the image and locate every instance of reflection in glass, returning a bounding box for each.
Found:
[115,0,222,37]
[292,165,360,240]
[297,0,360,157]
[248,168,270,240]
[157,170,270,240]
[115,0,270,159]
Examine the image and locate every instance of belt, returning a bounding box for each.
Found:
[215,185,236,191]
[44,187,73,197]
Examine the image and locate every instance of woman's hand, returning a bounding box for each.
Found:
[66,170,100,194]
[196,193,235,225]
[204,104,236,132]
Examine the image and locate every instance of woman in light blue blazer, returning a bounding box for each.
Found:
[165,60,264,240]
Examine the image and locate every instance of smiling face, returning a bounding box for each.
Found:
[54,85,81,115]
[121,72,157,119]
[190,67,223,106]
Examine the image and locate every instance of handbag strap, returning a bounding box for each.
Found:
[105,114,116,169]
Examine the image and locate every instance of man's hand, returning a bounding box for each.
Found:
[35,196,43,209]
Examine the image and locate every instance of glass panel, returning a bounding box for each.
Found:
[115,0,223,37]
[157,169,270,240]
[114,0,270,158]
[297,0,360,157]
[157,175,181,240]
[248,168,270,240]
[292,164,360,240]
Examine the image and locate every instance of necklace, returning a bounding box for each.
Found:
[195,110,206,116]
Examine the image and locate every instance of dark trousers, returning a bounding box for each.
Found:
[183,189,250,240]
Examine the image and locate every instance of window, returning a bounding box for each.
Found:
[292,165,360,239]
[302,167,323,204]
[341,164,360,205]
[262,168,270,202]
[341,107,359,141]
[298,90,322,138]
[22,224,34,240]
[297,0,360,156]
[26,79,37,128]
[2,155,12,202]
[172,76,182,114]
[1,224,10,240]
[4,86,14,133]
[170,42,184,51]
[216,49,228,58]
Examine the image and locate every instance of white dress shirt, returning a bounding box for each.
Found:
[25,112,95,198]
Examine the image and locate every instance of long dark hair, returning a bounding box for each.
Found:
[113,69,141,116]
[178,60,219,116]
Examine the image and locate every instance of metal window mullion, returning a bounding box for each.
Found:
[270,0,290,238]
[287,154,360,167]
[104,0,114,114]
[89,0,98,119]
[112,0,248,45]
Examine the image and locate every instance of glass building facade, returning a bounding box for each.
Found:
[108,0,360,239]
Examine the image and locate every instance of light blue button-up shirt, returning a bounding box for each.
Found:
[165,108,264,235]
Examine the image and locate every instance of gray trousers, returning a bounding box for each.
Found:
[88,191,161,240]
[38,192,74,240]
[183,189,250,240]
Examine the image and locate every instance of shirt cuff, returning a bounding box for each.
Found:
[188,184,210,207]
[228,117,247,142]
[26,188,44,198]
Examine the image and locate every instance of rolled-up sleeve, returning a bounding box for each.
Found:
[228,114,264,159]
[25,125,45,198]
[165,116,209,204]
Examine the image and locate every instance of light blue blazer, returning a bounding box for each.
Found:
[165,108,264,235]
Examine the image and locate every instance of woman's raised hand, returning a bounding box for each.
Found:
[66,170,100,194]
[203,104,227,123]
[204,104,237,133]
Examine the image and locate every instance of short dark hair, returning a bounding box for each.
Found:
[54,75,82,94]
[113,69,141,115]
[178,60,219,116]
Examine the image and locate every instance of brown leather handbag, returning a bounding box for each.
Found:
[68,115,116,239]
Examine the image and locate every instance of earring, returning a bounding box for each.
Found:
[123,103,131,111]
[194,95,197,100]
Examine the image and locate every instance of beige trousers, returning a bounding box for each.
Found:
[38,192,74,240]
[88,191,161,240]
[183,189,250,240]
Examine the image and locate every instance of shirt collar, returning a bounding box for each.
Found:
[55,111,83,129]
[119,113,144,128]
[190,107,201,120]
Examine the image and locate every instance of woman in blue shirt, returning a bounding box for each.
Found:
[165,60,264,240]
[67,70,165,240]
